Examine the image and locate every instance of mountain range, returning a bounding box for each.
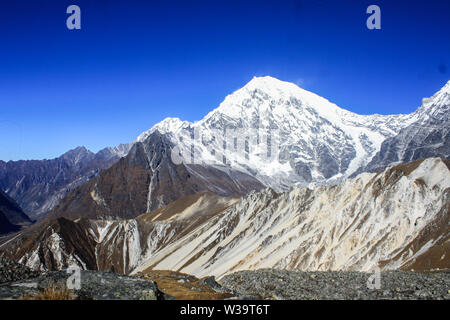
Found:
[2,76,449,223]
[0,190,32,235]
[0,144,132,220]
[139,77,449,190]
[0,76,449,278]
[363,81,450,173]
[5,158,449,276]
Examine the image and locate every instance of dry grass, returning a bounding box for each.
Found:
[22,282,75,300]
[141,270,234,300]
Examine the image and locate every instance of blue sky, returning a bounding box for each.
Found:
[0,0,449,161]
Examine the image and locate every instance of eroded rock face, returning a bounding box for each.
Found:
[133,158,450,278]
[3,159,449,279]
[2,192,240,274]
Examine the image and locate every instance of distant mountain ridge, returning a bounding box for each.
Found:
[39,131,264,223]
[0,143,132,220]
[361,81,450,173]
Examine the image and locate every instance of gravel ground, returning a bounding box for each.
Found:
[0,257,40,284]
[218,269,450,300]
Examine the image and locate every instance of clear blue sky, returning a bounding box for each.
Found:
[0,0,449,161]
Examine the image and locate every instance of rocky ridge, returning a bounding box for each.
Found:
[3,158,448,279]
[0,144,132,220]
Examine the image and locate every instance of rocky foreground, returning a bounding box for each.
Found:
[0,257,169,300]
[0,257,40,284]
[219,269,450,300]
[0,271,167,300]
[1,258,449,300]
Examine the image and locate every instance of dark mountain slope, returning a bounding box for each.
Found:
[37,131,264,222]
[0,211,20,235]
[0,144,131,220]
[0,190,31,235]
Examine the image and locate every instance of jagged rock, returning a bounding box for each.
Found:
[199,276,230,293]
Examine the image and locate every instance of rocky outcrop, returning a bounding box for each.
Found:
[0,257,40,284]
[0,269,169,300]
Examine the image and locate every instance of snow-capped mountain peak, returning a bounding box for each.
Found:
[203,75,350,125]
[103,143,134,158]
[137,117,186,142]
[361,80,450,173]
[418,80,450,117]
[139,76,415,190]
[442,80,450,92]
[132,76,449,191]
